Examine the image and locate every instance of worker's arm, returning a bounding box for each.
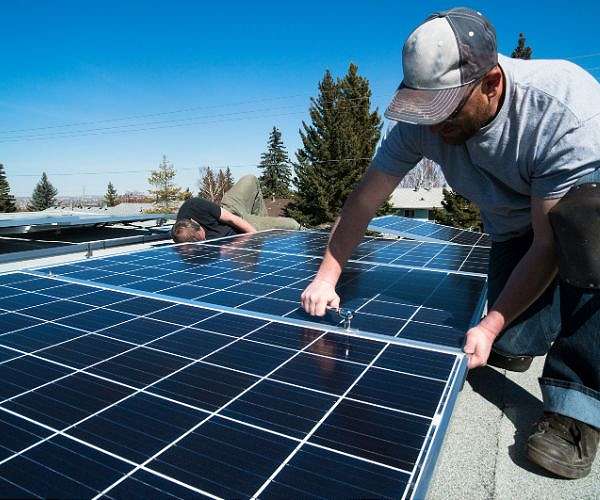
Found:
[219,208,257,234]
[464,196,560,369]
[301,168,402,316]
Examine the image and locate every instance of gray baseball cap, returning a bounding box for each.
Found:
[385,7,498,125]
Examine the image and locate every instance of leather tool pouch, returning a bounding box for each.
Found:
[549,182,600,290]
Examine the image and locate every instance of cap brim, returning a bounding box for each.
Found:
[384,83,472,125]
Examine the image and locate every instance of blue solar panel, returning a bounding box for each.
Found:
[369,215,492,247]
[0,211,170,235]
[200,229,489,274]
[37,242,486,349]
[0,271,469,499]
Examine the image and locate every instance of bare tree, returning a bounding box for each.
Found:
[198,166,220,202]
[399,158,446,189]
[198,167,235,203]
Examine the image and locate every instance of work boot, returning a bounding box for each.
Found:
[487,347,533,372]
[527,412,599,479]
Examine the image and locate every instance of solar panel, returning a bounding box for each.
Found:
[369,215,492,247]
[0,271,469,499]
[0,212,171,235]
[36,239,487,349]
[200,230,489,275]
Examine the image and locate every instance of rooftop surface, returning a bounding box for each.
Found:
[390,188,445,210]
[429,356,600,499]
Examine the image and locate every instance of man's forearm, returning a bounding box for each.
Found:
[482,244,558,336]
[229,215,256,234]
[308,168,403,288]
[314,199,376,285]
[236,219,257,234]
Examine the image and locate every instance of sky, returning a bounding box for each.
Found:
[2,0,600,197]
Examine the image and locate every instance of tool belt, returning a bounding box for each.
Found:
[549,182,600,290]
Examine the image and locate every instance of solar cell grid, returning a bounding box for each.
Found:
[0,272,467,499]
[36,240,486,349]
[369,215,492,247]
[200,230,489,274]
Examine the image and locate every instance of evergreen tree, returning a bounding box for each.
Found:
[29,172,58,211]
[511,33,532,59]
[199,166,219,202]
[148,155,181,209]
[432,189,482,230]
[258,127,292,198]
[104,181,119,207]
[376,197,396,216]
[288,64,381,225]
[0,163,16,212]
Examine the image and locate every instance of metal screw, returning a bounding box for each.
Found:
[339,308,355,330]
[327,306,355,330]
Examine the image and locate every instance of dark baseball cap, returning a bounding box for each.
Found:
[385,7,498,125]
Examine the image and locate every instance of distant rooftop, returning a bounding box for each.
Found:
[391,187,446,209]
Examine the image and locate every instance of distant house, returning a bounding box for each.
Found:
[390,187,445,220]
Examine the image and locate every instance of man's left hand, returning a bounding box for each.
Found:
[464,323,498,369]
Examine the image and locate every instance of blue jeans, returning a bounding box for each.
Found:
[489,170,600,429]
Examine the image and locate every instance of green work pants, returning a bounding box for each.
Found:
[220,175,300,231]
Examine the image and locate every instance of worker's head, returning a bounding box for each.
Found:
[171,219,206,243]
[385,7,502,144]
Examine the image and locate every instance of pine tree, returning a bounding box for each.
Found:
[511,33,532,59]
[0,164,16,212]
[104,182,119,207]
[29,172,58,211]
[288,64,381,225]
[199,166,219,202]
[258,127,292,199]
[376,197,396,216]
[432,189,482,230]
[148,155,181,209]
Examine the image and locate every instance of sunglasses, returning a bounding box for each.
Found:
[443,80,480,123]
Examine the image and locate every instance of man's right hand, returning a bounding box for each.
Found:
[301,278,340,316]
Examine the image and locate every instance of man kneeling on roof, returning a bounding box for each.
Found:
[171,175,300,242]
[301,7,600,479]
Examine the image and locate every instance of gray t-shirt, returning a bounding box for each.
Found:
[372,54,600,241]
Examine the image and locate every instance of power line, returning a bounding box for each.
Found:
[9,157,373,178]
[0,110,309,144]
[0,95,374,144]
[566,51,600,60]
[2,50,599,138]
[4,50,598,152]
[0,105,308,142]
[0,93,311,135]
[0,94,373,142]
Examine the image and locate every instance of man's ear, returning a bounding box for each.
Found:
[481,66,502,97]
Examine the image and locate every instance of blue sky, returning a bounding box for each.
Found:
[2,0,600,197]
